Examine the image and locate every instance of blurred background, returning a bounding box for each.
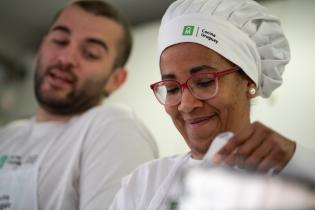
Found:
[0,0,314,157]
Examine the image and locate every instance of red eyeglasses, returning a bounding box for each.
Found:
[150,66,240,106]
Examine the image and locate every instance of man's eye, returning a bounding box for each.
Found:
[52,39,68,46]
[82,46,102,60]
[84,51,100,60]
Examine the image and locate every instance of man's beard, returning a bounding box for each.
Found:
[34,62,109,116]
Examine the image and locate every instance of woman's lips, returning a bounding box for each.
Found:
[185,114,216,128]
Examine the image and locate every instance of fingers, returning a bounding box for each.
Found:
[213,121,296,174]
[257,135,295,174]
[215,122,264,166]
[244,138,274,170]
[233,125,269,169]
[213,123,254,164]
[257,148,282,174]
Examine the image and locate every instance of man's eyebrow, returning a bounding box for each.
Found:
[50,25,109,52]
[51,25,70,34]
[86,38,109,52]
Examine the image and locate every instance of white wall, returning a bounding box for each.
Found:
[107,22,189,157]
[251,0,315,148]
[107,0,315,157]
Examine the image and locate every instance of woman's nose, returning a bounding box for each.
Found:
[178,88,202,113]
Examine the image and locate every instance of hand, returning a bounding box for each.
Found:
[212,121,296,174]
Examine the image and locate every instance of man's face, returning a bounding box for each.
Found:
[35,5,124,115]
[160,43,251,159]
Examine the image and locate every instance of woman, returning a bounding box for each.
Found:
[109,0,315,209]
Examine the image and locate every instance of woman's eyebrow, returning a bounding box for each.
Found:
[161,73,176,80]
[161,65,217,80]
[190,65,216,74]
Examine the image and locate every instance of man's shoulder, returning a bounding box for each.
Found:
[80,103,136,122]
[69,103,157,153]
[75,103,152,136]
[0,119,30,133]
[0,119,31,146]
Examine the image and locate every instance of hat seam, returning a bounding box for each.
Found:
[210,0,222,15]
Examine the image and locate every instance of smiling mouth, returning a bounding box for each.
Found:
[48,71,74,86]
[186,114,216,127]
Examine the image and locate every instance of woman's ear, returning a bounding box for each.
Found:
[103,68,128,97]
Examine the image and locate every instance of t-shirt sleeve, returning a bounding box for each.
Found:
[78,110,158,210]
[107,174,137,210]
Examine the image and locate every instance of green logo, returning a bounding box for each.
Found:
[182,25,194,36]
[0,155,8,168]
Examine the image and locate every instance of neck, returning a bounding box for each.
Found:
[35,107,73,123]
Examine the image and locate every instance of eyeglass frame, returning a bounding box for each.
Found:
[150,66,241,106]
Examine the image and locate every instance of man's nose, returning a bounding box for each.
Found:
[56,45,78,69]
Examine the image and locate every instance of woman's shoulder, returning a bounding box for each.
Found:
[126,153,188,182]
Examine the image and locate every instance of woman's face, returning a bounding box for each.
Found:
[160,43,252,159]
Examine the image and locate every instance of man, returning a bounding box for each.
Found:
[0,1,158,210]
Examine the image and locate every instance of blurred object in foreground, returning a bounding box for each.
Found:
[171,167,315,210]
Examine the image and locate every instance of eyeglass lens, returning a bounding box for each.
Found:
[155,74,217,105]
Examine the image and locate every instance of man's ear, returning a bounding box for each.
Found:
[103,68,128,96]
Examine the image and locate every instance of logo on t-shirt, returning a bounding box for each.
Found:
[0,155,8,168]
[0,154,38,169]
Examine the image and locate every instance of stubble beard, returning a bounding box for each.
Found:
[34,61,107,116]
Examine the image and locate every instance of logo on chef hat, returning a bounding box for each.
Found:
[182,25,195,36]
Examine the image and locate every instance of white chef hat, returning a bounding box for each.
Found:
[158,0,290,98]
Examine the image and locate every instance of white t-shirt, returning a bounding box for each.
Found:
[109,144,315,210]
[109,154,190,210]
[0,104,159,210]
